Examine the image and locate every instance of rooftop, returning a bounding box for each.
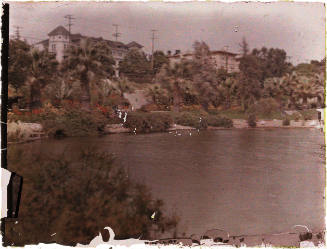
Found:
[126,41,143,49]
[35,39,49,46]
[48,25,70,36]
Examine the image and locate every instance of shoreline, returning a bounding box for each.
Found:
[8,119,322,144]
[105,119,322,133]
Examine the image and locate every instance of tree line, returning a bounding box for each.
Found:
[8,37,325,112]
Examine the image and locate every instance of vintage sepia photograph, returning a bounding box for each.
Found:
[2,1,326,247]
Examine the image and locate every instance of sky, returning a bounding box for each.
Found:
[7,1,326,65]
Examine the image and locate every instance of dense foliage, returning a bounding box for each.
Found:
[119,49,152,83]
[6,147,178,246]
[124,111,173,133]
[61,39,116,110]
[8,104,114,137]
[8,38,325,118]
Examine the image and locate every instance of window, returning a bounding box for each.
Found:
[58,36,61,39]
[52,44,56,51]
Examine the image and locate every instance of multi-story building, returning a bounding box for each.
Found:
[33,25,143,76]
[168,49,240,73]
[34,26,70,62]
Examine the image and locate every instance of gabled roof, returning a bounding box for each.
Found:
[126,41,143,49]
[48,26,70,36]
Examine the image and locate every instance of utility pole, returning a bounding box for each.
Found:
[112,24,121,41]
[150,29,158,70]
[64,15,75,43]
[14,26,21,40]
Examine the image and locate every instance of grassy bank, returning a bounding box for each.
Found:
[8,106,318,141]
[123,110,234,133]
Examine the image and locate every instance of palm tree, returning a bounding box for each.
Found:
[61,39,115,110]
[29,49,58,109]
[220,77,238,109]
[278,72,325,109]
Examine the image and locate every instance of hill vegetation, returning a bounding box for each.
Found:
[8,37,325,134]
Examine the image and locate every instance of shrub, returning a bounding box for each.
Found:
[42,108,109,137]
[282,118,290,126]
[8,105,112,138]
[302,112,313,120]
[6,147,178,245]
[207,108,220,115]
[247,114,257,127]
[173,112,208,130]
[249,98,280,117]
[291,112,302,121]
[124,112,173,133]
[207,116,233,128]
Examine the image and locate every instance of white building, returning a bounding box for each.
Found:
[33,25,143,75]
[167,50,240,73]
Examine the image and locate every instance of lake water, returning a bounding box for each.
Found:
[12,128,325,237]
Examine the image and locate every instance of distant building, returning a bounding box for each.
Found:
[167,50,240,73]
[33,25,143,76]
[211,50,240,73]
[126,41,143,50]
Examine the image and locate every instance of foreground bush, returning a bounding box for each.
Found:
[6,147,178,246]
[124,112,173,133]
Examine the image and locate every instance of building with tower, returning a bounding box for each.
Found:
[33,25,143,75]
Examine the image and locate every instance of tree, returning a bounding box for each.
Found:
[192,41,221,109]
[152,50,169,75]
[192,41,217,84]
[6,148,178,246]
[239,37,249,56]
[29,49,58,109]
[61,39,115,110]
[251,47,291,82]
[8,39,32,91]
[119,49,152,83]
[238,55,262,110]
[156,63,197,110]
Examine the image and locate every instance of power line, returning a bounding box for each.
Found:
[112,24,121,41]
[64,14,75,42]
